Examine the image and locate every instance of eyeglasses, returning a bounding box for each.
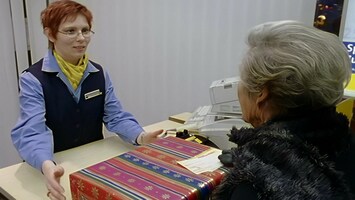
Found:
[58,29,95,39]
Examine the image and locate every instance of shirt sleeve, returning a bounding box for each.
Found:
[11,72,54,171]
[102,70,144,144]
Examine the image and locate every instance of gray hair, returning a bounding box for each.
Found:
[240,20,351,112]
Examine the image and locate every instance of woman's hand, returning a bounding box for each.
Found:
[137,129,164,145]
[218,148,237,167]
[42,160,66,200]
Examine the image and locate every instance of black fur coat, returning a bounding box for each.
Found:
[213,107,355,199]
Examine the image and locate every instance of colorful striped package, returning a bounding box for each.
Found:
[70,136,227,200]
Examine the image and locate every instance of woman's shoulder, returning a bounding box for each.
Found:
[334,133,355,196]
[224,122,354,199]
[229,183,258,200]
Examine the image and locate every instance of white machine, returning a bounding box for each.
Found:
[209,77,242,115]
[179,77,250,149]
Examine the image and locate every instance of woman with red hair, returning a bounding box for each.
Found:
[11,1,163,199]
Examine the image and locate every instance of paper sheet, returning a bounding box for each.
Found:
[177,148,223,174]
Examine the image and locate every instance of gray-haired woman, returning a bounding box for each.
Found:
[214,20,355,199]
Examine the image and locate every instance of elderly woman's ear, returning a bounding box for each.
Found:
[256,87,269,110]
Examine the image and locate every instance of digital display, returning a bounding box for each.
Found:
[313,0,345,36]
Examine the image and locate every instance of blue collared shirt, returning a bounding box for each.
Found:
[11,50,144,170]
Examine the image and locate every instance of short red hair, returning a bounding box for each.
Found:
[41,0,93,48]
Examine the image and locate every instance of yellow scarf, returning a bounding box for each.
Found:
[54,50,88,90]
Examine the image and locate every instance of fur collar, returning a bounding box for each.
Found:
[231,107,351,156]
[213,107,354,199]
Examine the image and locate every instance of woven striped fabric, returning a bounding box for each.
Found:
[70,136,227,200]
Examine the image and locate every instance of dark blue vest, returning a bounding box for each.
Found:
[26,59,105,152]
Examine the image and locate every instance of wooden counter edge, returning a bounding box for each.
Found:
[168,112,192,124]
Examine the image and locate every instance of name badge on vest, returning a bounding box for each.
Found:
[84,89,102,100]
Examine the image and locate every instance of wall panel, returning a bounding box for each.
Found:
[84,0,316,126]
[0,0,22,168]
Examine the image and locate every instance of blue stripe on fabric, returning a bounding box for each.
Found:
[117,153,211,199]
[105,161,189,199]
